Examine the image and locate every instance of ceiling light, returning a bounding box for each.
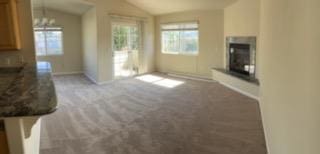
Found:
[33,0,56,27]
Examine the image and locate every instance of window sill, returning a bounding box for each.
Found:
[37,54,64,57]
[161,52,198,56]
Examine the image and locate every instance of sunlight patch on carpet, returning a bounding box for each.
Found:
[136,75,184,88]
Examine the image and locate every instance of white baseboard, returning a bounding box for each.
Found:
[52,71,83,76]
[218,81,260,101]
[165,73,214,82]
[84,73,99,84]
[83,73,115,85]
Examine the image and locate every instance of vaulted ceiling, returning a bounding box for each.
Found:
[32,0,93,15]
[32,0,237,15]
[125,0,237,15]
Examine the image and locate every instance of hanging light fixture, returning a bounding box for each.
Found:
[33,0,56,27]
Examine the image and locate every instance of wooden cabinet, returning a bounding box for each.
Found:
[0,120,9,154]
[0,0,21,51]
[0,131,9,154]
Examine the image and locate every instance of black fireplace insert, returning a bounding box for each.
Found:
[229,43,250,75]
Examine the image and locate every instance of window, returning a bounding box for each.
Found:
[112,24,139,51]
[161,22,199,55]
[34,27,63,56]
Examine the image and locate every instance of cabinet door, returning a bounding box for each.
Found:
[0,120,9,154]
[0,0,21,51]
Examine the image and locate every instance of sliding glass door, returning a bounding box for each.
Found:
[112,22,140,79]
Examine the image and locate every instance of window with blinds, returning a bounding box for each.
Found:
[34,27,63,56]
[161,22,199,55]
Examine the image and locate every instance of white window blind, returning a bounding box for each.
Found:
[161,22,199,55]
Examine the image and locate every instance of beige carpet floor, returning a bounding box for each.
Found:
[40,73,267,154]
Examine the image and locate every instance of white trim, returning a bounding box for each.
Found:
[4,117,41,154]
[218,81,260,101]
[109,13,148,22]
[161,20,199,25]
[84,73,99,85]
[161,21,199,30]
[52,71,83,76]
[83,73,115,85]
[161,51,199,56]
[167,73,214,82]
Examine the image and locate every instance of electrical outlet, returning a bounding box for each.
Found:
[5,58,11,66]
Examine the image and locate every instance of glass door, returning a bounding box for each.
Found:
[112,23,140,79]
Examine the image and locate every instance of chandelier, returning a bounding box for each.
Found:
[33,0,56,27]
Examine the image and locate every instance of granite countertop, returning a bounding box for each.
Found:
[0,62,57,118]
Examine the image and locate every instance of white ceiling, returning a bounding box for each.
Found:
[125,0,237,15]
[32,0,93,15]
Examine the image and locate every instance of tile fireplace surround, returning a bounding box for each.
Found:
[226,36,257,80]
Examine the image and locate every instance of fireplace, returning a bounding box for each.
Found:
[226,37,256,78]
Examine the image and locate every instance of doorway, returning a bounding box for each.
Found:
[112,22,140,79]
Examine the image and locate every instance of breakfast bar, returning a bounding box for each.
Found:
[0,62,57,154]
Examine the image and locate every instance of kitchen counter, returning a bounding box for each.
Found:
[0,62,57,117]
[0,62,57,154]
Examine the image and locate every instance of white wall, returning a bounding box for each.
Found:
[0,0,35,65]
[259,0,320,153]
[155,10,224,78]
[224,0,260,36]
[82,0,155,83]
[82,7,98,81]
[153,1,260,80]
[224,0,261,78]
[34,9,83,74]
